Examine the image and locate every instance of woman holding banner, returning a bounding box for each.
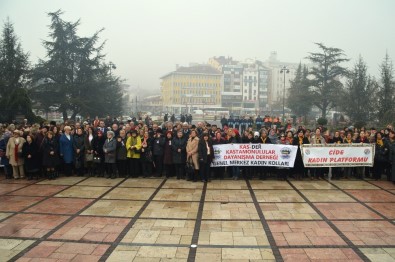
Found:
[354,130,369,179]
[258,129,272,180]
[331,131,343,180]
[292,129,309,180]
[343,132,354,179]
[310,128,326,180]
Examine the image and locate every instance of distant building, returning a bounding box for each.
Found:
[264,51,299,109]
[140,95,162,114]
[209,56,243,112]
[160,64,222,114]
[241,59,270,113]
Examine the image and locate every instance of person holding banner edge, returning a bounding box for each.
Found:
[310,127,326,180]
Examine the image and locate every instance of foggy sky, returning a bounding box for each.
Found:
[1,0,394,93]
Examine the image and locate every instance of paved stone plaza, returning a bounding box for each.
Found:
[0,175,395,261]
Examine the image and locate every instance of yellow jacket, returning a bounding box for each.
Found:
[126,136,142,158]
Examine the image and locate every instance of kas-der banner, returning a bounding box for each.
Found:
[211,144,298,167]
[301,144,375,167]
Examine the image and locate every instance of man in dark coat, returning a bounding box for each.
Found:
[73,127,85,176]
[152,130,165,177]
[171,130,187,179]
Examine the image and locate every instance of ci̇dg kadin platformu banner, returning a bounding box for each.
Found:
[211,144,298,167]
[301,144,375,167]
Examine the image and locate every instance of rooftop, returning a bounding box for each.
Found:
[160,64,221,79]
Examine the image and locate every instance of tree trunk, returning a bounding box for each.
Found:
[70,111,78,121]
[62,110,68,122]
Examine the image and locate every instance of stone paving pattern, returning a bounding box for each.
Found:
[0,175,395,261]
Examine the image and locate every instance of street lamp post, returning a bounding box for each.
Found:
[280,65,289,123]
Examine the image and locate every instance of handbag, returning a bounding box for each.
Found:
[134,148,141,154]
[185,158,195,178]
[93,156,101,163]
[85,153,94,162]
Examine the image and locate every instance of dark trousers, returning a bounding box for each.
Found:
[259,166,270,179]
[174,163,184,179]
[117,159,128,177]
[64,163,73,176]
[373,160,385,180]
[213,167,225,179]
[199,162,211,182]
[142,160,153,177]
[3,164,13,179]
[313,168,324,179]
[332,167,342,179]
[129,158,141,177]
[277,168,289,180]
[164,164,174,178]
[153,155,163,177]
[105,162,117,178]
[232,166,240,179]
[243,166,254,179]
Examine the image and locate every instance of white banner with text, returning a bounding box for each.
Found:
[211,144,298,167]
[301,144,375,167]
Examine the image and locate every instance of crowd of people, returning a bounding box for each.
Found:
[0,116,395,184]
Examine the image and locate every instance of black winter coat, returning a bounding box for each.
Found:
[153,136,166,156]
[375,139,389,163]
[92,136,105,159]
[292,136,310,172]
[171,137,187,164]
[22,142,40,172]
[42,138,60,167]
[73,134,85,159]
[198,140,214,164]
